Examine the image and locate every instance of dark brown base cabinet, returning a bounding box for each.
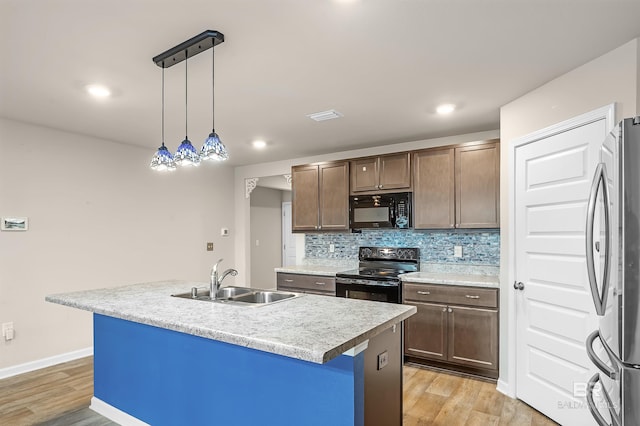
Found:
[403,282,499,379]
[276,272,336,296]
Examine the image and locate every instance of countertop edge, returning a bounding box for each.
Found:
[274,266,351,276]
[46,291,415,365]
[400,272,500,289]
[321,306,417,363]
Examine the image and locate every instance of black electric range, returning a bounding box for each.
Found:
[335,247,419,303]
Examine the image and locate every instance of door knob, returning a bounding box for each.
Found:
[513,281,525,290]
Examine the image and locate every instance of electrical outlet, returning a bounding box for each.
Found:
[2,322,14,341]
[329,243,335,253]
[454,246,463,258]
[206,242,214,251]
[377,351,388,370]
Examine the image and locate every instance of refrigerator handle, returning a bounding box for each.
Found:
[586,330,619,379]
[587,373,621,426]
[585,163,611,316]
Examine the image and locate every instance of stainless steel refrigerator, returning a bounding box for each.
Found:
[585,117,640,425]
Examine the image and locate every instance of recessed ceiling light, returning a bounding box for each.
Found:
[252,140,267,149]
[306,109,343,122]
[86,84,111,98]
[436,103,456,115]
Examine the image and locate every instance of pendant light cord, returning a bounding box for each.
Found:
[211,46,216,133]
[161,62,165,147]
[185,49,188,139]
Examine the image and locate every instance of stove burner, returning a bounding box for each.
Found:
[336,247,420,282]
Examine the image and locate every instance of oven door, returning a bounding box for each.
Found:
[335,278,400,303]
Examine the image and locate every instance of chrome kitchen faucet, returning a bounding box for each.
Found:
[210,258,238,300]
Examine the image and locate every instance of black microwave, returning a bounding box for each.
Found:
[349,192,411,229]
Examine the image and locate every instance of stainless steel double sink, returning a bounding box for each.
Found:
[172,286,300,306]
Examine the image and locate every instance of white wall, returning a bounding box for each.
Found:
[250,186,283,289]
[0,119,236,370]
[499,38,639,394]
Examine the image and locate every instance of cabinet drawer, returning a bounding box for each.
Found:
[403,283,497,308]
[277,273,336,294]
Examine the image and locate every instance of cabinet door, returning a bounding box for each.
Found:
[319,162,349,230]
[412,148,455,229]
[447,305,498,370]
[291,164,319,231]
[378,153,411,190]
[455,141,500,228]
[350,157,379,192]
[404,302,448,362]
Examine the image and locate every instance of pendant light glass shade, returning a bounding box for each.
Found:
[200,41,229,161]
[150,144,177,171]
[201,132,228,161]
[174,138,201,166]
[150,65,176,171]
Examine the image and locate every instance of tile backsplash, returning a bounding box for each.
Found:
[305,229,500,266]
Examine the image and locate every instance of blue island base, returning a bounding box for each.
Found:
[93,314,366,426]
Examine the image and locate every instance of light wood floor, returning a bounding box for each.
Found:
[403,365,558,425]
[0,357,102,426]
[1,357,558,425]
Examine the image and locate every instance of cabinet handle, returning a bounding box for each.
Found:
[465,295,480,299]
[442,307,447,312]
[284,279,294,283]
[448,307,453,313]
[315,282,326,286]
[378,184,383,189]
[417,291,431,295]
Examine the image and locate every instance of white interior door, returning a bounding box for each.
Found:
[513,111,612,425]
[281,202,296,267]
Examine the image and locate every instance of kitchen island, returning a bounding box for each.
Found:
[46,280,415,426]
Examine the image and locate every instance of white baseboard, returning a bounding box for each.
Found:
[0,346,93,380]
[496,378,515,398]
[90,397,150,426]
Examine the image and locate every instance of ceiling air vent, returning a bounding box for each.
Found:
[306,109,343,122]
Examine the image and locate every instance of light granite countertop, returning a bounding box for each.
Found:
[274,264,354,276]
[46,280,415,364]
[400,272,500,289]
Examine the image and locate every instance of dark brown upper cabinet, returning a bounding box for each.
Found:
[350,153,411,194]
[455,141,500,228]
[291,161,349,232]
[413,139,500,229]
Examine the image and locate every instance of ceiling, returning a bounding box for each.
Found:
[2,0,640,167]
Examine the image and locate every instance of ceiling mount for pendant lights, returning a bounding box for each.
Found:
[150,30,228,171]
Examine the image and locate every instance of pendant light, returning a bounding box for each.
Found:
[151,31,226,170]
[150,64,176,171]
[200,43,229,161]
[173,49,201,166]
